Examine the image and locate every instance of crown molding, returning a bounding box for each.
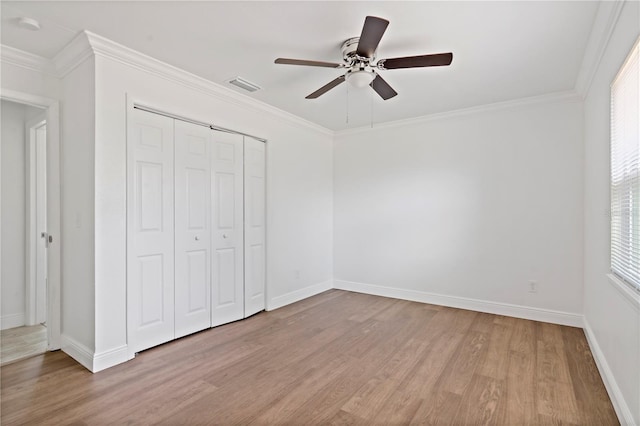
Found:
[52,31,94,77]
[0,45,56,76]
[335,90,582,138]
[77,31,332,138]
[574,0,625,98]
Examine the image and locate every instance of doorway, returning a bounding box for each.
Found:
[0,92,61,364]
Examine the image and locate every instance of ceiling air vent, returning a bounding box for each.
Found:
[227,77,261,93]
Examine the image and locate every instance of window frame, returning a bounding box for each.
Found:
[610,36,640,294]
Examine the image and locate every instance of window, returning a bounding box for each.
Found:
[611,38,640,292]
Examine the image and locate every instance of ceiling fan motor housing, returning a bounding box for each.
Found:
[342,37,373,63]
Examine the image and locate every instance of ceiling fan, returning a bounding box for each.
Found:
[274,16,453,100]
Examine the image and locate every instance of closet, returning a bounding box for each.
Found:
[126,107,265,354]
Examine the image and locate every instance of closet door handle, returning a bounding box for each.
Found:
[194,236,200,241]
[222,234,228,239]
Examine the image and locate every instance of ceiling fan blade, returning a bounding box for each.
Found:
[275,58,343,68]
[379,53,453,70]
[306,75,346,99]
[356,16,389,58]
[370,74,397,100]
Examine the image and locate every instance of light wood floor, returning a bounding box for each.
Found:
[0,324,47,366]
[1,290,617,425]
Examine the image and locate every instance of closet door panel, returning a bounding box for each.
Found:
[127,109,175,354]
[174,121,212,338]
[244,138,266,317]
[211,132,244,326]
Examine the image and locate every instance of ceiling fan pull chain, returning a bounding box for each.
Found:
[370,90,374,129]
[346,82,349,124]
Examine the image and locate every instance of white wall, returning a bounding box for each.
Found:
[1,100,45,330]
[60,57,96,353]
[334,96,584,323]
[583,1,640,424]
[90,40,333,367]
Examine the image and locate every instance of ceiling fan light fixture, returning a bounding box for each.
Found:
[346,69,375,88]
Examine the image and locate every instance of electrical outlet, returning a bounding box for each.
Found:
[528,280,538,293]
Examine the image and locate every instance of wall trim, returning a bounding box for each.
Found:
[334,279,583,327]
[93,345,129,373]
[64,31,332,138]
[607,273,640,312]
[0,313,25,330]
[335,90,582,138]
[574,0,626,97]
[583,318,635,425]
[0,45,55,76]
[51,30,94,77]
[61,334,94,372]
[266,280,333,311]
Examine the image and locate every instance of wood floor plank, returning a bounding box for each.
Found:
[561,326,619,424]
[326,409,369,426]
[371,388,423,425]
[341,338,429,418]
[440,329,489,395]
[479,322,513,380]
[410,390,463,425]
[510,317,537,353]
[453,374,505,425]
[250,354,354,424]
[0,324,47,366]
[504,349,538,425]
[536,323,582,424]
[397,315,469,397]
[0,290,618,425]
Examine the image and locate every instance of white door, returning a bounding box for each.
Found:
[211,132,244,326]
[127,109,175,354]
[174,120,212,338]
[244,138,266,317]
[35,123,47,325]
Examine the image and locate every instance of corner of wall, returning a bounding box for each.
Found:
[61,334,129,373]
[574,0,625,97]
[52,31,94,78]
[61,334,94,372]
[266,280,334,311]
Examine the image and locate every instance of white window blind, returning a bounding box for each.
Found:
[611,38,640,291]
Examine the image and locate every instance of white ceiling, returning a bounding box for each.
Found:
[1,1,599,131]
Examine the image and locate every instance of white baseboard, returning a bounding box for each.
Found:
[583,318,636,425]
[0,313,25,330]
[61,334,94,372]
[334,279,583,327]
[93,345,129,372]
[61,335,129,373]
[266,279,333,311]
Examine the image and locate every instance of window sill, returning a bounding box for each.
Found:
[607,274,640,312]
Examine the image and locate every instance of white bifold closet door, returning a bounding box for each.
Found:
[211,132,244,327]
[127,109,175,354]
[128,108,266,355]
[244,138,266,317]
[174,121,212,338]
